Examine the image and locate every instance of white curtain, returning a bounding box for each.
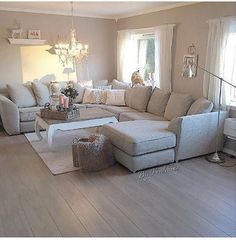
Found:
[75,59,91,82]
[117,30,137,83]
[154,24,175,92]
[203,16,236,108]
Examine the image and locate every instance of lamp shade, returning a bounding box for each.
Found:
[63,67,74,74]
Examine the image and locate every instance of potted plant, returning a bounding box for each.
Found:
[61,84,79,106]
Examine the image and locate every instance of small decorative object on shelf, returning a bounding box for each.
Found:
[60,84,78,105]
[28,30,41,39]
[40,102,79,120]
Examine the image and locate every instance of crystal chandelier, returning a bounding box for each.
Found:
[54,1,89,66]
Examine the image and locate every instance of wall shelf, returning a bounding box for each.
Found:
[7,38,47,45]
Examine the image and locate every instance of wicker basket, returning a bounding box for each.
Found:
[40,108,79,120]
[72,134,115,171]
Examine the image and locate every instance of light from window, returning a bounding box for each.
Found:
[136,35,155,85]
[223,32,236,106]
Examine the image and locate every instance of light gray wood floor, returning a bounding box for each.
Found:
[0,130,235,237]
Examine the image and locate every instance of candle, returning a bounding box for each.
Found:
[64,97,69,108]
[59,95,64,107]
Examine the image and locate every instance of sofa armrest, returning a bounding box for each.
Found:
[0,95,20,135]
[168,111,228,161]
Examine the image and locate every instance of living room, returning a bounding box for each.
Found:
[0,0,235,238]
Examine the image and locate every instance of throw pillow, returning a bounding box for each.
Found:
[78,80,93,88]
[49,81,68,95]
[96,85,112,90]
[111,79,131,89]
[73,82,85,103]
[82,88,93,103]
[90,89,103,104]
[164,92,193,120]
[125,86,152,112]
[93,80,108,88]
[32,81,50,106]
[106,90,126,106]
[7,83,37,108]
[187,97,213,115]
[147,88,170,116]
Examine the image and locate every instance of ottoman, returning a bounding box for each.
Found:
[102,120,176,172]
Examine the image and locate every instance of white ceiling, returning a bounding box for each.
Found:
[0,1,195,19]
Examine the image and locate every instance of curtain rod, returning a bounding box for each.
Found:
[117,24,176,32]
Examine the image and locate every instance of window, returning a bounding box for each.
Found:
[223,32,236,106]
[134,34,155,85]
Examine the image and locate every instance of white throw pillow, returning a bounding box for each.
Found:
[49,81,68,95]
[73,82,85,103]
[78,80,93,88]
[7,83,37,108]
[106,90,126,106]
[82,88,93,103]
[164,92,193,120]
[111,79,131,89]
[187,97,213,115]
[93,80,108,88]
[32,81,50,106]
[96,85,112,90]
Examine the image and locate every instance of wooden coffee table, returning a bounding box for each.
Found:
[35,108,118,150]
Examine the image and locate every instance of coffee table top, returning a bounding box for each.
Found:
[37,107,116,125]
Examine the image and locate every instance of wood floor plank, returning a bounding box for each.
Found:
[103,165,229,237]
[80,169,187,237]
[178,160,236,207]
[0,130,235,237]
[54,175,117,237]
[100,166,200,237]
[147,165,234,235]
[66,172,145,237]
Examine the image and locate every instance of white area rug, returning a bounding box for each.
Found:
[25,128,96,175]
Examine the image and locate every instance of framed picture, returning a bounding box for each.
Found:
[182,54,198,78]
[28,30,41,39]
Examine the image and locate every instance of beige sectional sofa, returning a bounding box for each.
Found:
[0,82,228,172]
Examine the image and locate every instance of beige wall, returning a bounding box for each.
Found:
[0,10,117,92]
[117,2,236,99]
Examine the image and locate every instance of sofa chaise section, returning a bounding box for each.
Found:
[102,120,176,172]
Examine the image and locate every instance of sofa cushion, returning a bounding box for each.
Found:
[32,81,50,106]
[164,92,193,120]
[7,83,37,108]
[100,105,135,119]
[119,111,166,122]
[102,120,176,156]
[106,90,126,106]
[125,86,152,112]
[111,79,130,89]
[73,83,85,103]
[147,88,170,116]
[187,97,213,115]
[19,107,43,122]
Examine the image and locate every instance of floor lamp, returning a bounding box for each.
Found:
[185,63,236,163]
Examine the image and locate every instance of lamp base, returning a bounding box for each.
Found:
[206,152,224,163]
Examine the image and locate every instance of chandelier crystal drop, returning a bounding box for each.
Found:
[54,1,89,66]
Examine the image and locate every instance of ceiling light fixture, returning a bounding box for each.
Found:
[54,1,88,66]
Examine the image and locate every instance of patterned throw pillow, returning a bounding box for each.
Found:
[90,89,103,104]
